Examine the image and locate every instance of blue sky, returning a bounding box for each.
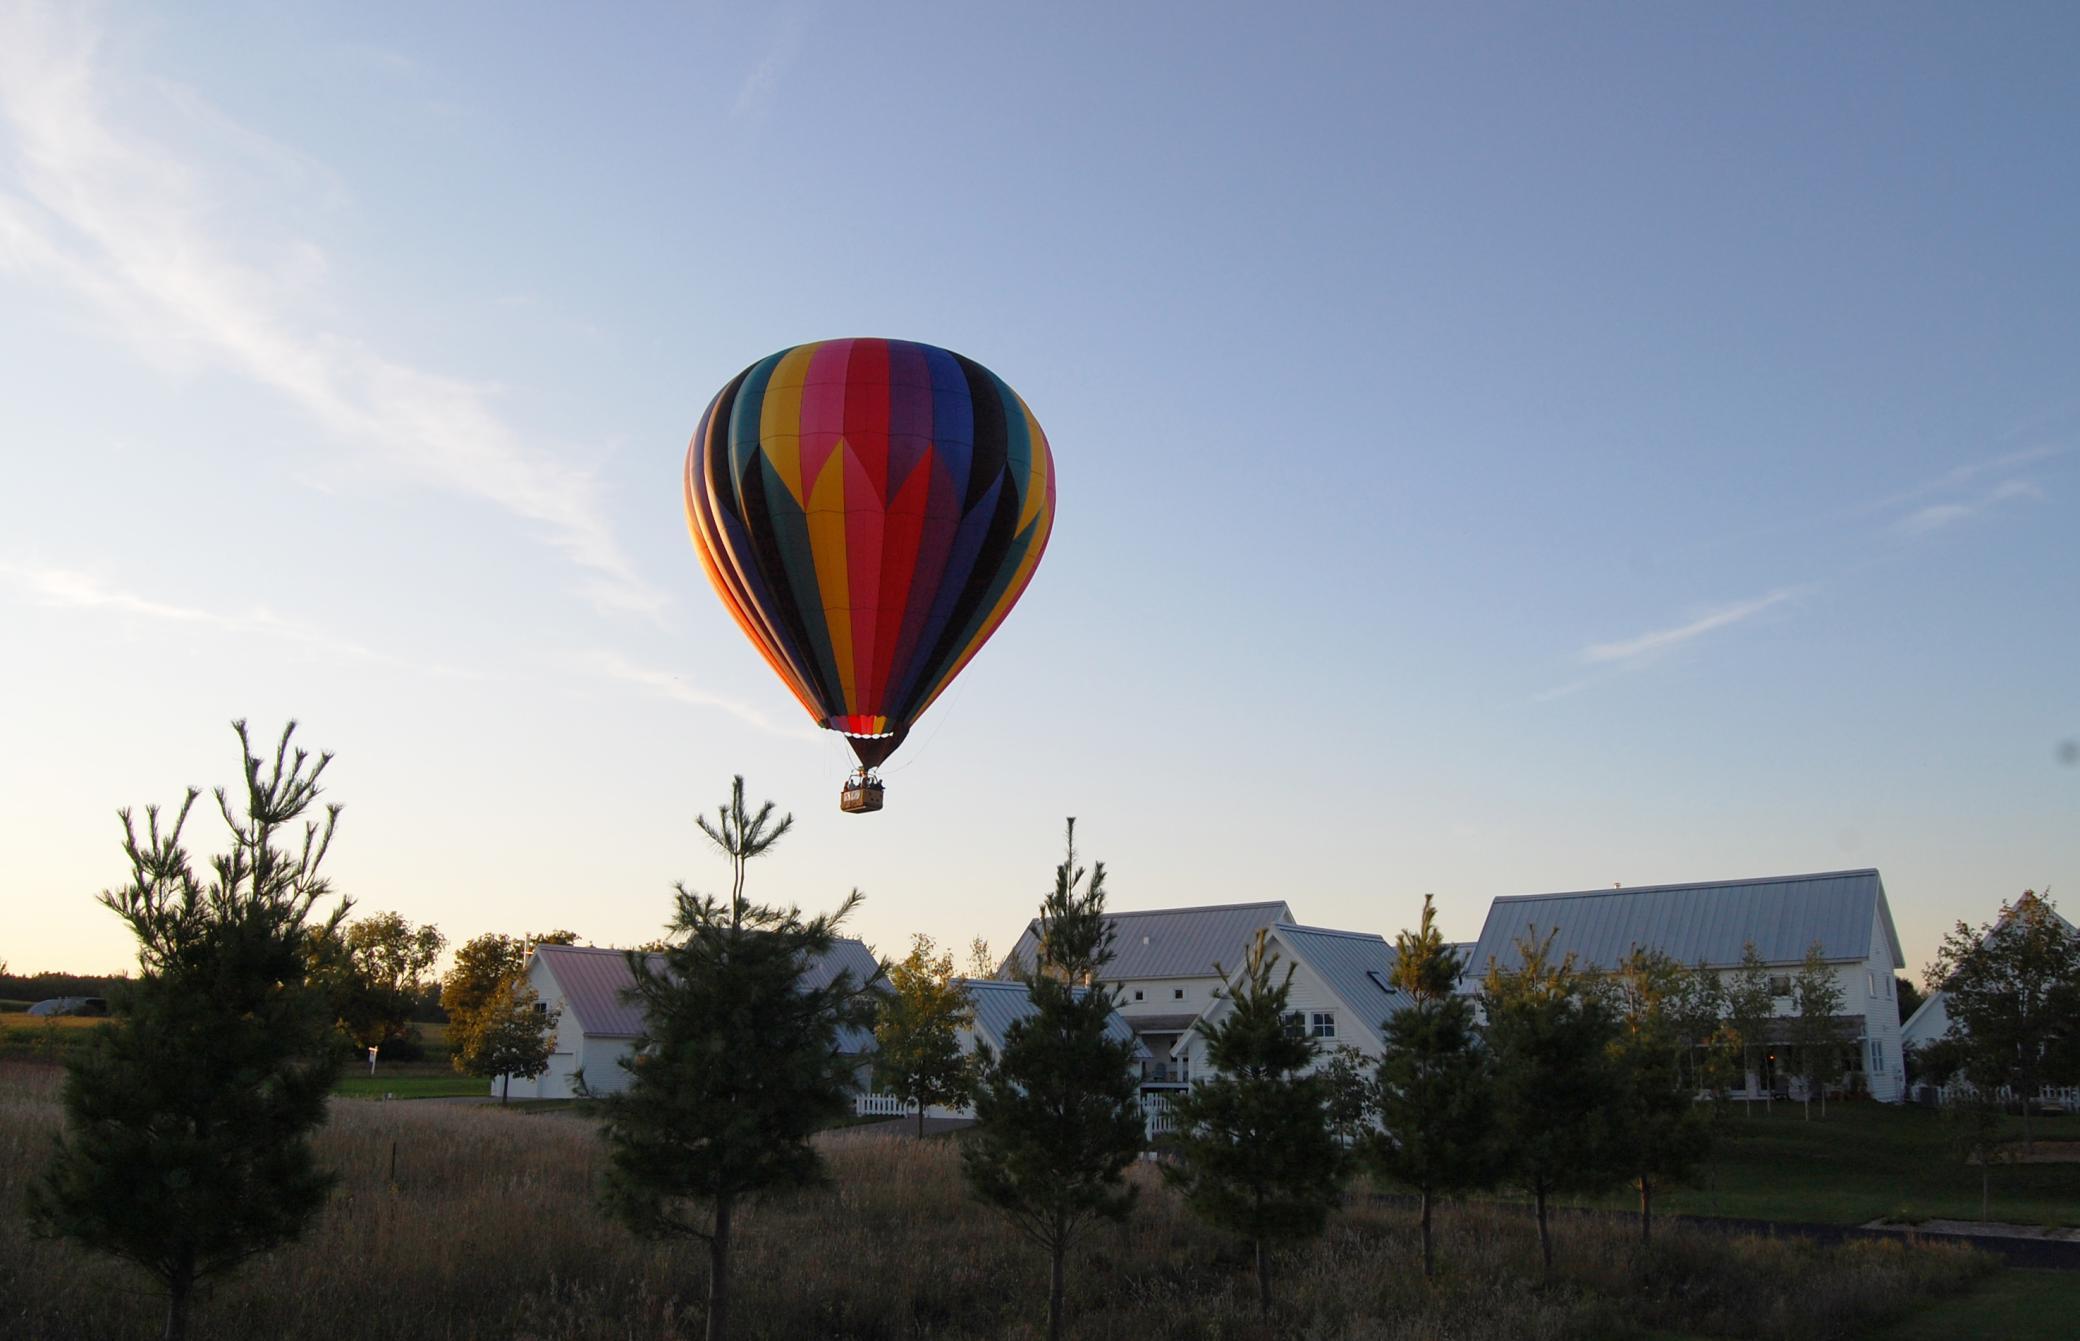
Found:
[2,2,2074,977]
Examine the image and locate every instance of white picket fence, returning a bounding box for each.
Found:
[1936,1080,2080,1109]
[852,1090,1180,1139]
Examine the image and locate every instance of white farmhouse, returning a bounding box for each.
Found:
[1464,869,1909,1102]
[1001,901,1295,1093]
[493,939,882,1100]
[1172,923,1416,1081]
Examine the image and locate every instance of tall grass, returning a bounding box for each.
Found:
[0,1061,1990,1340]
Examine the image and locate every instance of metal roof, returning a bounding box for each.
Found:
[1002,901,1295,983]
[1272,924,1415,1044]
[957,978,1148,1060]
[1465,869,1905,977]
[534,938,882,1053]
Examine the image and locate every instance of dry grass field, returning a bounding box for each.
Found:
[0,1061,1999,1341]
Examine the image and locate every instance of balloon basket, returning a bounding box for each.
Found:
[840,775,885,814]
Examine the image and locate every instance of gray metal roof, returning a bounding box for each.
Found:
[957,978,1148,1060]
[1002,901,1295,983]
[1465,869,1905,977]
[534,939,882,1053]
[1272,924,1415,1043]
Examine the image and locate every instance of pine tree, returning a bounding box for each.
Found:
[1164,928,1345,1311]
[1791,941,1846,1118]
[873,933,976,1137]
[1369,896,1494,1279]
[1480,927,1622,1276]
[599,777,874,1341]
[1606,946,1712,1242]
[27,721,347,1341]
[962,821,1144,1341]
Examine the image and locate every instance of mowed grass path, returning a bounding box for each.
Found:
[1558,1102,2080,1227]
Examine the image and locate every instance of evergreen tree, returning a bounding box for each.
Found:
[1929,889,2080,1151]
[599,778,873,1341]
[1164,928,1345,1311]
[1480,927,1622,1276]
[27,721,347,1341]
[873,933,975,1137]
[962,821,1144,1341]
[1723,941,1776,1113]
[1368,895,1494,1278]
[1606,946,1712,1242]
[1790,941,1846,1118]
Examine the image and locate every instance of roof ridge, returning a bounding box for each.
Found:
[1277,922,1390,943]
[1097,900,1292,919]
[1492,869,1879,904]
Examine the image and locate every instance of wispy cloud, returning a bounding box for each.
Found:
[1857,444,2067,518]
[1580,588,1799,665]
[567,648,818,741]
[1894,479,2046,537]
[731,8,809,122]
[0,3,666,617]
[0,560,476,676]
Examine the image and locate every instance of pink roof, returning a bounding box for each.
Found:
[532,940,882,1049]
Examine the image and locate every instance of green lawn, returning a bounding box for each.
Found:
[1565,1101,2080,1226]
[1874,1269,2080,1341]
[331,1075,490,1100]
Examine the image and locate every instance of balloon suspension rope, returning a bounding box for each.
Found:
[881,676,969,777]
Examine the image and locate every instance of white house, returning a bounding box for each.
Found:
[1000,901,1295,1092]
[1172,923,1416,1081]
[1463,868,1909,1102]
[492,939,882,1100]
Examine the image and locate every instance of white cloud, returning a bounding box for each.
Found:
[0,560,476,676]
[567,648,819,741]
[731,8,809,122]
[1894,479,2047,537]
[1581,588,1797,665]
[0,3,667,618]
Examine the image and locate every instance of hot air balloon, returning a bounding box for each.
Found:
[684,338,1057,812]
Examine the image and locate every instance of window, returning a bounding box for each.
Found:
[1282,1011,1305,1039]
[1173,988,1185,1001]
[1366,969,1395,995]
[1133,989,1144,1002]
[1768,975,1791,998]
[1866,971,1877,998]
[533,1001,548,1015]
[1869,1039,1884,1072]
[1309,1011,1336,1039]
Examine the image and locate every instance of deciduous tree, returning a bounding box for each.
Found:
[1790,941,1846,1118]
[1165,929,1344,1311]
[1929,890,2080,1151]
[962,821,1144,1341]
[1368,896,1494,1277]
[873,933,975,1136]
[1605,946,1712,1242]
[1722,941,1776,1113]
[599,778,872,1341]
[28,721,346,1341]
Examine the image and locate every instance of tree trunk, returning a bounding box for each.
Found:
[1639,1174,1653,1245]
[161,1270,192,1341]
[708,1194,733,1341]
[1255,1236,1270,1313]
[1981,1166,1989,1223]
[1535,1183,1553,1277]
[501,1073,510,1105]
[1047,1237,1066,1341]
[917,1101,927,1140]
[1420,1187,1435,1278]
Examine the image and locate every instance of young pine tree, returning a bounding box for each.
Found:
[1481,927,1623,1276]
[28,722,347,1341]
[873,933,976,1137]
[1791,940,1846,1119]
[1369,895,1495,1278]
[962,821,1145,1341]
[1164,929,1345,1312]
[1606,946,1712,1243]
[599,778,874,1341]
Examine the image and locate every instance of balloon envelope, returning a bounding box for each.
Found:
[684,338,1057,768]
